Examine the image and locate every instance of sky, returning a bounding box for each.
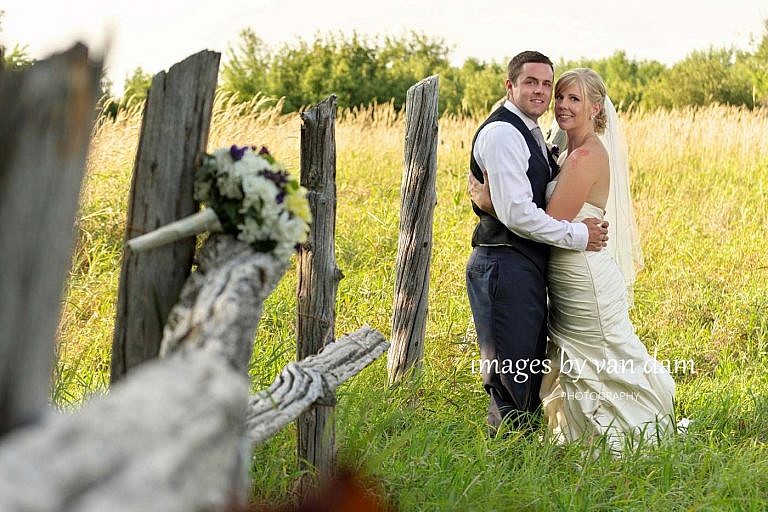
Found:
[2,0,767,94]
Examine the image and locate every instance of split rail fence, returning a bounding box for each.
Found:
[0,44,439,511]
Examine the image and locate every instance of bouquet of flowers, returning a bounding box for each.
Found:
[127,145,311,260]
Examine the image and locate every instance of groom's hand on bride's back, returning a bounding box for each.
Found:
[583,218,609,251]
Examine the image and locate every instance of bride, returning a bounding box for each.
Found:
[471,68,675,450]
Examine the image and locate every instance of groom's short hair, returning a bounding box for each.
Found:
[507,51,554,83]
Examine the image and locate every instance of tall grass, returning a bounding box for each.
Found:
[56,102,768,510]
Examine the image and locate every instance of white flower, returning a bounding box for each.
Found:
[211,148,242,199]
[217,172,243,200]
[212,148,236,176]
[237,216,269,244]
[241,174,279,211]
[193,180,211,202]
[235,152,272,177]
[273,212,309,245]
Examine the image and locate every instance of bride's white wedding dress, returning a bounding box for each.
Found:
[540,181,676,450]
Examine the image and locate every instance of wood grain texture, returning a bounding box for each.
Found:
[160,234,290,374]
[111,50,220,383]
[0,351,251,512]
[0,235,386,511]
[387,75,439,384]
[248,326,388,444]
[0,236,287,511]
[296,94,342,493]
[0,43,102,436]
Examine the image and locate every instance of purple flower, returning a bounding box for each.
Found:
[261,169,288,185]
[551,145,560,158]
[229,145,248,161]
[257,146,270,156]
[259,168,289,203]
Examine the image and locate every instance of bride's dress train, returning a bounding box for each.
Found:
[540,185,676,451]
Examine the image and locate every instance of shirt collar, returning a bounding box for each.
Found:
[504,99,540,132]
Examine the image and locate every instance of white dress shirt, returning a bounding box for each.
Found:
[473,100,588,250]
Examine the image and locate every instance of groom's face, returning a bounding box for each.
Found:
[506,63,554,120]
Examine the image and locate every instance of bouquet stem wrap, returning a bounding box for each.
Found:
[124,145,309,258]
[127,208,222,252]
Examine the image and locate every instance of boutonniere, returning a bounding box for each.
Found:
[550,144,560,159]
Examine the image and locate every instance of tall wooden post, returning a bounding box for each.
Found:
[111,50,220,383]
[0,44,102,436]
[296,95,341,494]
[387,75,439,385]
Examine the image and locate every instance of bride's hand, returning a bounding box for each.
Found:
[468,169,496,217]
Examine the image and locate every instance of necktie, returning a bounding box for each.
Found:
[531,126,553,177]
[531,126,548,160]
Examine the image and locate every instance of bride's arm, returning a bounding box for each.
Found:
[468,159,608,251]
[546,148,600,221]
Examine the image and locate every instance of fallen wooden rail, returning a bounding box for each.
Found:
[248,325,388,444]
[0,236,387,512]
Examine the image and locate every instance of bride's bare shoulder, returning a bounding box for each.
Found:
[564,143,608,168]
[563,141,607,174]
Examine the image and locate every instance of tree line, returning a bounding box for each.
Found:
[3,10,767,116]
[159,25,768,114]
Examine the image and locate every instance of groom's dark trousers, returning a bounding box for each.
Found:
[467,246,548,430]
[466,105,556,431]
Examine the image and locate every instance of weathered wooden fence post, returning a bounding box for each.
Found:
[387,75,439,385]
[111,50,220,383]
[0,46,391,510]
[0,227,389,511]
[296,94,342,493]
[0,44,102,436]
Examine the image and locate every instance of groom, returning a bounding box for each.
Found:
[466,50,608,434]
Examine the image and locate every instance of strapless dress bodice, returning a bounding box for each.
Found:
[545,180,604,222]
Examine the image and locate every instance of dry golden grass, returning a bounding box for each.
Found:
[62,101,768,398]
[55,100,768,509]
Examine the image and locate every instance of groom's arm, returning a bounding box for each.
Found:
[475,123,589,250]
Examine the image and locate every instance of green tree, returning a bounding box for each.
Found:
[218,26,766,115]
[379,32,452,110]
[120,67,153,110]
[326,33,383,108]
[220,28,270,101]
[556,52,665,110]
[221,30,454,113]
[465,58,506,115]
[738,19,768,107]
[644,48,752,108]
[266,39,316,111]
[274,32,384,110]
[0,10,34,69]
[437,65,466,115]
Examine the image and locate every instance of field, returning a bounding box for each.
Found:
[57,100,768,510]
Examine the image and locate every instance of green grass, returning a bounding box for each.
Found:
[56,103,768,509]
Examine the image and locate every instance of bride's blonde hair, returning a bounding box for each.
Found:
[555,68,607,134]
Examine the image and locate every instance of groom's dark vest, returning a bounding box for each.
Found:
[470,105,559,273]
